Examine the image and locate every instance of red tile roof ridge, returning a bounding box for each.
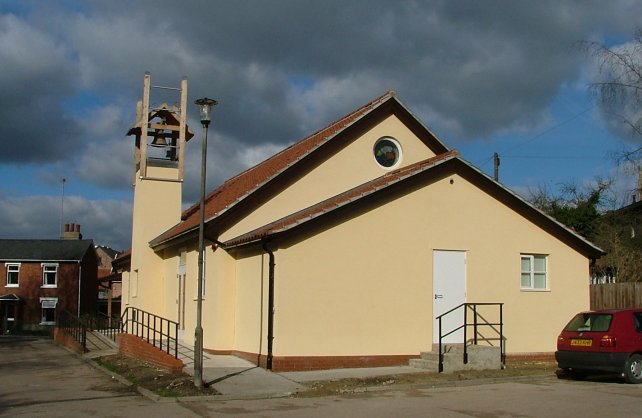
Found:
[219,91,398,186]
[180,90,398,223]
[223,150,459,247]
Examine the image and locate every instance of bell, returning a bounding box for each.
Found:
[151,129,168,146]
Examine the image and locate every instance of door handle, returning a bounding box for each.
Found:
[434,294,443,299]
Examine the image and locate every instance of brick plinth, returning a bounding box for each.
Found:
[505,352,556,363]
[117,333,184,374]
[53,327,86,354]
[206,349,419,372]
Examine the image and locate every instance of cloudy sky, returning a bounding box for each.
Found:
[1,0,642,251]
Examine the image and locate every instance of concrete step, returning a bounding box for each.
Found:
[409,358,439,371]
[411,345,502,373]
[85,330,117,352]
[151,339,212,367]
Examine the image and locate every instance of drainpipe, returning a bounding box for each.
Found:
[77,262,82,317]
[261,240,275,370]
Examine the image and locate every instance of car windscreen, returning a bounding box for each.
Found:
[564,313,612,332]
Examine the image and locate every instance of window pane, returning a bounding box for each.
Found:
[43,308,55,323]
[44,265,57,286]
[521,257,531,272]
[534,256,546,272]
[564,313,612,332]
[374,138,400,168]
[634,313,642,332]
[7,265,19,285]
[521,273,531,288]
[42,300,57,309]
[534,273,546,289]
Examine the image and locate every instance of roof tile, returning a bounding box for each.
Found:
[151,91,398,247]
[223,150,460,247]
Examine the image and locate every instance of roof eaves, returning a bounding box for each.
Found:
[455,158,605,256]
[203,91,397,221]
[224,151,459,248]
[157,91,399,248]
[391,96,450,153]
[224,152,605,258]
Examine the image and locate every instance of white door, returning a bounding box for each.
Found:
[177,264,186,340]
[433,250,466,343]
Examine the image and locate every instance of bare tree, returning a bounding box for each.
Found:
[584,31,642,163]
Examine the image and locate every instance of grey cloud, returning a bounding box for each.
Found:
[0,13,83,163]
[0,193,132,250]
[3,0,642,249]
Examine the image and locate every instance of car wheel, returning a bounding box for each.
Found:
[624,354,642,384]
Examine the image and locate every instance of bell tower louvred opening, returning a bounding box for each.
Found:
[127,72,193,182]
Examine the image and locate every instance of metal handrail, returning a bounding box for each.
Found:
[84,312,122,343]
[121,307,179,359]
[57,310,87,353]
[436,302,504,373]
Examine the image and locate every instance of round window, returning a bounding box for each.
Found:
[374,137,401,168]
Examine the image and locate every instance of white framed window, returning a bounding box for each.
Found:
[40,297,58,325]
[5,263,19,287]
[521,254,548,290]
[373,137,403,169]
[42,263,58,288]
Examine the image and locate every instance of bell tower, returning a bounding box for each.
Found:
[126,72,192,312]
[127,71,192,181]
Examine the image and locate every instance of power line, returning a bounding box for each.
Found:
[475,104,598,170]
[504,107,594,154]
[501,155,604,160]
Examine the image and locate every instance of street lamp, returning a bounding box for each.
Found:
[193,97,217,388]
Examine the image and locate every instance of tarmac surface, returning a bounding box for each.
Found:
[185,350,427,399]
[4,336,642,417]
[2,335,428,402]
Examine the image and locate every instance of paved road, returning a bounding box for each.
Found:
[182,376,642,417]
[2,337,642,417]
[0,336,200,417]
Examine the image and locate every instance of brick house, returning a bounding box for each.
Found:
[96,245,122,318]
[0,230,98,333]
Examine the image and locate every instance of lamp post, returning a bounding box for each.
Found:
[193,97,217,388]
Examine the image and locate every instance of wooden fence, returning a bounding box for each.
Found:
[590,283,642,310]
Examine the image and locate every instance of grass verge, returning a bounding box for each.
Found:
[95,354,218,397]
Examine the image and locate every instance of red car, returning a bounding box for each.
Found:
[556,308,642,383]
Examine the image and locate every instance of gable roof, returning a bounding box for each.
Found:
[95,245,121,259]
[111,249,131,271]
[150,91,449,249]
[224,150,460,247]
[0,240,95,262]
[223,153,605,259]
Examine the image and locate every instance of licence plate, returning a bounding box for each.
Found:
[570,339,592,347]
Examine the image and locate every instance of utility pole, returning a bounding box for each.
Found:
[60,177,66,238]
[493,152,500,182]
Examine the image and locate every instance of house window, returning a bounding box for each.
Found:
[40,297,58,325]
[374,137,402,168]
[42,263,58,287]
[6,263,19,287]
[521,254,548,290]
